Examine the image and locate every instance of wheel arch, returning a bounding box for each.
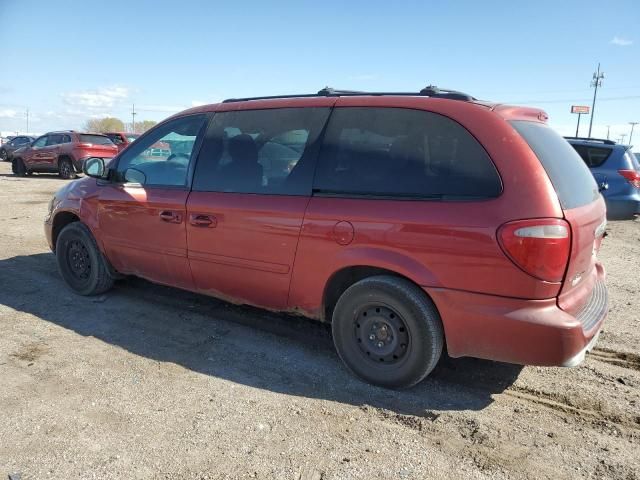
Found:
[51,210,81,251]
[322,263,438,323]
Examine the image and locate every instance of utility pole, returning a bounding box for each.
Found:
[26,108,29,134]
[629,122,638,146]
[606,125,610,140]
[131,104,137,133]
[588,63,605,138]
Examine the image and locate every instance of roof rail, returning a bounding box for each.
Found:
[563,136,616,145]
[222,85,476,103]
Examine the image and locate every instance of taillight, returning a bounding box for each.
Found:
[76,143,93,148]
[618,169,640,188]
[498,218,571,283]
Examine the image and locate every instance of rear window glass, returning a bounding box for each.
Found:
[79,134,113,145]
[571,144,612,168]
[625,151,640,170]
[510,121,599,209]
[314,107,502,199]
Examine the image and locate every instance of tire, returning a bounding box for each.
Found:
[332,275,444,389]
[58,157,77,179]
[14,158,27,177]
[0,149,7,161]
[56,222,114,295]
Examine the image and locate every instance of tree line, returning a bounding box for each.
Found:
[84,117,157,134]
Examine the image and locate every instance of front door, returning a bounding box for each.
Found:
[187,105,332,309]
[96,114,209,289]
[26,135,49,168]
[42,133,63,169]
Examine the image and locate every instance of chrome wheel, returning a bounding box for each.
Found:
[60,160,73,179]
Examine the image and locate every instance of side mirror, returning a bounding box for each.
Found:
[598,181,609,192]
[83,157,107,178]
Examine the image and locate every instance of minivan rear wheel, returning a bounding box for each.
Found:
[332,275,444,389]
[56,222,114,295]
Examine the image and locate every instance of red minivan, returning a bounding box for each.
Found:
[44,87,608,388]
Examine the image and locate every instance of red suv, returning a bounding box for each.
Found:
[13,131,117,179]
[44,87,608,388]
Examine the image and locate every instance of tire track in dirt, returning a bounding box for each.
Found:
[589,347,640,371]
[503,385,640,433]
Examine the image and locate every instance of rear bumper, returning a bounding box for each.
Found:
[426,263,607,366]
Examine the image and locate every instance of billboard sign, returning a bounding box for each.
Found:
[571,105,590,114]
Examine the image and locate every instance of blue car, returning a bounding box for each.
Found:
[566,137,640,220]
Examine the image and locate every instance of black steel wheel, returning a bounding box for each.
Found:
[354,305,410,364]
[332,275,444,389]
[56,222,114,295]
[66,239,92,281]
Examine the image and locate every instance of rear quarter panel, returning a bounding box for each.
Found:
[287,98,565,318]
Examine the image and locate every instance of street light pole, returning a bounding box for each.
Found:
[619,134,627,145]
[588,63,605,138]
[629,122,638,146]
[606,125,610,140]
[26,108,29,134]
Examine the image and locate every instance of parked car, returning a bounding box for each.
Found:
[105,132,140,152]
[0,135,35,161]
[12,131,117,179]
[566,137,640,219]
[44,87,608,388]
[0,135,16,146]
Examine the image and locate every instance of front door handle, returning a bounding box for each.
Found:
[159,210,182,224]
[190,214,217,228]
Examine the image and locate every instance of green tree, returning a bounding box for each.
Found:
[84,117,125,133]
[135,120,157,133]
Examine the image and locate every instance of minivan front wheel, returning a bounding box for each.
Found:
[56,222,114,295]
[332,275,444,389]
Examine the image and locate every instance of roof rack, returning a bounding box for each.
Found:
[563,136,616,145]
[222,85,476,103]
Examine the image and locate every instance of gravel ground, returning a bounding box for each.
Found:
[0,161,639,480]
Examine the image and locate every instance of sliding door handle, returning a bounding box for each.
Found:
[159,210,182,224]
[190,214,217,228]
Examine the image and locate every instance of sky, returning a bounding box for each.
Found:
[0,0,638,143]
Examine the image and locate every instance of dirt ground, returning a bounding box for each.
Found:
[0,160,638,480]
